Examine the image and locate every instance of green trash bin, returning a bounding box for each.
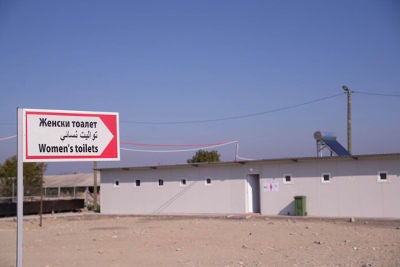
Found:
[294,196,306,216]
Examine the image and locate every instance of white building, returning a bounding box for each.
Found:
[100,153,400,218]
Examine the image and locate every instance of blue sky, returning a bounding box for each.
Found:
[0,1,399,174]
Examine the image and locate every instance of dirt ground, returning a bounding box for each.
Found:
[1,213,400,267]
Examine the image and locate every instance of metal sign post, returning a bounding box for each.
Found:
[39,163,44,227]
[17,108,24,267]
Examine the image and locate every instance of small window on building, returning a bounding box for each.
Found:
[321,173,331,183]
[181,179,187,186]
[283,174,292,184]
[378,171,388,182]
[114,180,120,187]
[206,178,212,185]
[158,179,164,186]
[135,180,141,187]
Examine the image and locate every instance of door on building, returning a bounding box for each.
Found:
[246,174,261,213]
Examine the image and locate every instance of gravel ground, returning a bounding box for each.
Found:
[1,213,400,267]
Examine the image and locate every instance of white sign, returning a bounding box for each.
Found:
[22,109,120,162]
[264,182,279,192]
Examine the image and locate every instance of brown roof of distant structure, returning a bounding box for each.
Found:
[44,173,99,188]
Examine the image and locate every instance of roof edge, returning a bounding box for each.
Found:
[99,153,400,172]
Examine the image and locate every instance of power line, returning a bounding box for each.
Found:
[0,135,237,153]
[122,92,345,125]
[353,90,400,97]
[121,141,231,147]
[236,155,255,161]
[1,90,398,128]
[120,140,239,153]
[0,135,16,141]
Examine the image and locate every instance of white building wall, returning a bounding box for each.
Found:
[101,165,248,215]
[101,155,400,218]
[259,157,400,218]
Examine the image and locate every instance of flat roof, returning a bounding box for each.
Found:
[99,153,400,172]
[44,172,99,188]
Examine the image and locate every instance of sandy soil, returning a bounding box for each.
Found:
[1,213,400,267]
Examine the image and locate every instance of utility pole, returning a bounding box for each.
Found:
[342,85,352,154]
[235,143,239,161]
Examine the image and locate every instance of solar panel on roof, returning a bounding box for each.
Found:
[322,138,351,156]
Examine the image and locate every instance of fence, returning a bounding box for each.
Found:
[0,199,85,217]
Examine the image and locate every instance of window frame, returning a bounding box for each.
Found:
[321,173,331,184]
[180,178,187,186]
[377,171,388,182]
[283,174,292,184]
[135,179,141,187]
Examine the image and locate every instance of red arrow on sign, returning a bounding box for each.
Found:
[97,113,119,159]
